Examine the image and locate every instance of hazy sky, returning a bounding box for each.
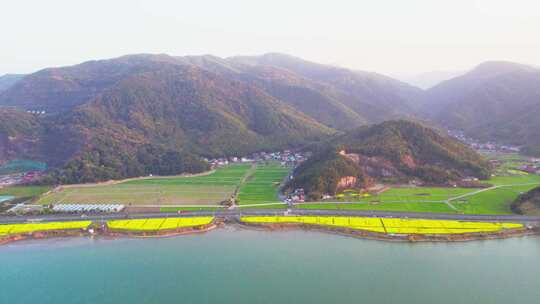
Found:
[1,0,540,76]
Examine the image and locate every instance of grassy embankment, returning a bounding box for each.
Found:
[241,216,523,235]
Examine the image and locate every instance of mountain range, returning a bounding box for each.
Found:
[0,53,539,182]
[422,61,540,155]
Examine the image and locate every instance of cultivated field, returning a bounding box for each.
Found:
[107,217,214,231]
[38,165,251,206]
[299,174,540,215]
[241,216,523,234]
[0,221,91,237]
[236,164,289,205]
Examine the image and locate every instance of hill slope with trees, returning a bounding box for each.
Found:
[511,186,540,215]
[287,120,491,199]
[0,59,333,183]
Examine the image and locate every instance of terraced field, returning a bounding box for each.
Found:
[38,165,251,206]
[0,221,91,237]
[107,217,214,231]
[240,216,523,235]
[237,164,289,205]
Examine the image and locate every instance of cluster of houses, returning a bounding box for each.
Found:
[518,160,540,175]
[287,188,305,203]
[207,156,252,167]
[208,150,310,168]
[251,150,309,165]
[0,171,44,187]
[448,129,521,153]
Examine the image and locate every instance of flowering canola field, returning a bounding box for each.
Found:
[240,216,523,235]
[107,217,214,231]
[0,221,91,237]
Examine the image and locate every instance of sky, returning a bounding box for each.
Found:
[1,0,540,76]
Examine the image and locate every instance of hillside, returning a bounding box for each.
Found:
[287,120,491,199]
[0,53,424,131]
[422,61,540,155]
[230,53,424,122]
[0,59,333,183]
[0,108,43,163]
[511,186,540,215]
[0,74,24,93]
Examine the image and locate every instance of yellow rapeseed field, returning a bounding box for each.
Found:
[0,221,91,237]
[107,217,214,231]
[240,216,523,235]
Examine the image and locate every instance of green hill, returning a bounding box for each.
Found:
[288,120,490,199]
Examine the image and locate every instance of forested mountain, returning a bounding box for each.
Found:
[230,53,424,122]
[511,186,540,215]
[0,57,333,183]
[0,53,432,183]
[0,74,24,93]
[287,120,490,199]
[422,61,540,155]
[0,55,184,113]
[0,53,423,129]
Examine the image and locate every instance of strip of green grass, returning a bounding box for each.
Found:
[298,202,456,213]
[159,206,224,212]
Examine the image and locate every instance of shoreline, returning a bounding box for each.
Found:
[2,220,538,245]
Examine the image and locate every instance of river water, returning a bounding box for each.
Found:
[1,227,539,304]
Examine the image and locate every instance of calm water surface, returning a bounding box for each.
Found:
[1,227,539,304]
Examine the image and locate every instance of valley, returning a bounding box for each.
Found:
[1,53,540,243]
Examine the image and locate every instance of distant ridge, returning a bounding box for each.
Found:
[421,61,540,156]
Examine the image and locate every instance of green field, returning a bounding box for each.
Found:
[38,165,251,206]
[298,174,540,215]
[0,186,51,202]
[236,164,289,205]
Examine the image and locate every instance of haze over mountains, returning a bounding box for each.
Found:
[422,61,540,155]
[1,53,539,182]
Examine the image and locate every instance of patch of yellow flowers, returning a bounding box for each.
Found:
[0,221,91,237]
[241,216,523,235]
[107,217,214,231]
